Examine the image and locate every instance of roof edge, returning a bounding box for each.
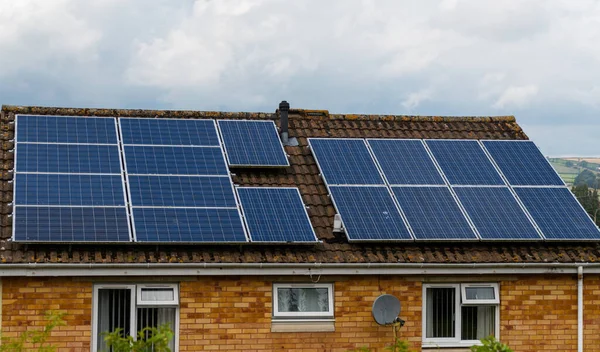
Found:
[2,105,517,123]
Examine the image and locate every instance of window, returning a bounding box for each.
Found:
[273,283,334,318]
[423,283,499,347]
[92,284,178,352]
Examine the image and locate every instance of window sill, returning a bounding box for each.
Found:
[422,341,482,350]
[271,319,335,333]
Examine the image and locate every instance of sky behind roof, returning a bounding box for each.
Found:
[1,0,599,156]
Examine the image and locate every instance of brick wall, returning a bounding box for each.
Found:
[2,277,92,351]
[0,274,595,352]
[500,275,578,352]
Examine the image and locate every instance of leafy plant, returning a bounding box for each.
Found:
[0,311,65,352]
[102,324,174,352]
[470,336,513,352]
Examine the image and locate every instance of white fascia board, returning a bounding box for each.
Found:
[0,262,594,277]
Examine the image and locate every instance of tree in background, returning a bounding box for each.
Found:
[572,184,600,225]
[574,169,599,188]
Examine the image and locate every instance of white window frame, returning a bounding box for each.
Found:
[92,283,180,352]
[137,284,179,306]
[422,283,500,348]
[461,283,499,305]
[272,283,334,319]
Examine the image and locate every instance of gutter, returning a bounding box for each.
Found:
[0,262,598,277]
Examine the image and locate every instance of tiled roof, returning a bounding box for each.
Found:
[1,105,599,265]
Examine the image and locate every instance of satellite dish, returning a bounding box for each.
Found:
[372,294,401,326]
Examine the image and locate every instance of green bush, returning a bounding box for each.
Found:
[0,311,65,352]
[470,336,513,352]
[102,324,174,352]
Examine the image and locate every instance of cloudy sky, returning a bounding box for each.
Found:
[1,0,599,156]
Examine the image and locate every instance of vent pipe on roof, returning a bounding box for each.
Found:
[279,100,290,144]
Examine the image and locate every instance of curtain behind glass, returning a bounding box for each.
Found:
[461,305,495,340]
[97,289,131,352]
[137,307,176,351]
[277,287,329,312]
[426,287,455,338]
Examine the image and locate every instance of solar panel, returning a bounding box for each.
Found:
[309,139,385,185]
[328,186,412,241]
[368,139,445,185]
[218,120,289,167]
[15,144,122,174]
[454,187,542,240]
[132,208,246,242]
[482,140,564,186]
[237,187,317,243]
[123,146,228,175]
[13,206,130,242]
[514,187,600,240]
[16,115,118,144]
[391,186,476,240]
[128,176,236,207]
[120,118,220,146]
[426,140,504,185]
[14,174,125,206]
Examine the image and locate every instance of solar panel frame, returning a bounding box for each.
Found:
[481,140,565,186]
[15,114,120,144]
[425,139,505,186]
[237,187,318,243]
[390,185,479,241]
[217,120,290,168]
[12,115,133,243]
[367,138,446,186]
[119,117,221,147]
[514,186,600,241]
[308,138,386,185]
[328,185,414,242]
[452,185,544,241]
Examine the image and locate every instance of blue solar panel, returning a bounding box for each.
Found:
[329,186,412,241]
[14,174,125,206]
[132,208,246,242]
[368,139,445,185]
[482,141,564,186]
[237,187,317,242]
[16,143,122,174]
[391,186,476,240]
[129,176,236,207]
[515,187,600,240]
[454,187,541,240]
[120,118,219,146]
[426,140,504,185]
[309,139,384,185]
[218,120,289,167]
[123,146,228,175]
[16,115,117,144]
[13,206,130,242]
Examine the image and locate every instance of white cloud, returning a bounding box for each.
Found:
[402,89,432,110]
[493,85,539,109]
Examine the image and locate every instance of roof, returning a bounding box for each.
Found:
[2,104,600,265]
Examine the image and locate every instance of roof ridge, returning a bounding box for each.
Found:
[2,105,516,123]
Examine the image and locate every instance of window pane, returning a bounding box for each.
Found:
[277,287,329,313]
[97,289,131,351]
[137,307,176,351]
[462,305,495,340]
[141,288,175,302]
[426,287,455,338]
[465,287,495,300]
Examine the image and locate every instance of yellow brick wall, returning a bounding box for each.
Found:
[0,274,594,351]
[2,277,92,351]
[500,275,578,352]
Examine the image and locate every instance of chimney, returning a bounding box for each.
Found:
[279,100,289,144]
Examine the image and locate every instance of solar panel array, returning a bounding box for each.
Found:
[13,115,316,244]
[218,120,289,167]
[13,115,131,242]
[120,118,246,243]
[309,138,600,242]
